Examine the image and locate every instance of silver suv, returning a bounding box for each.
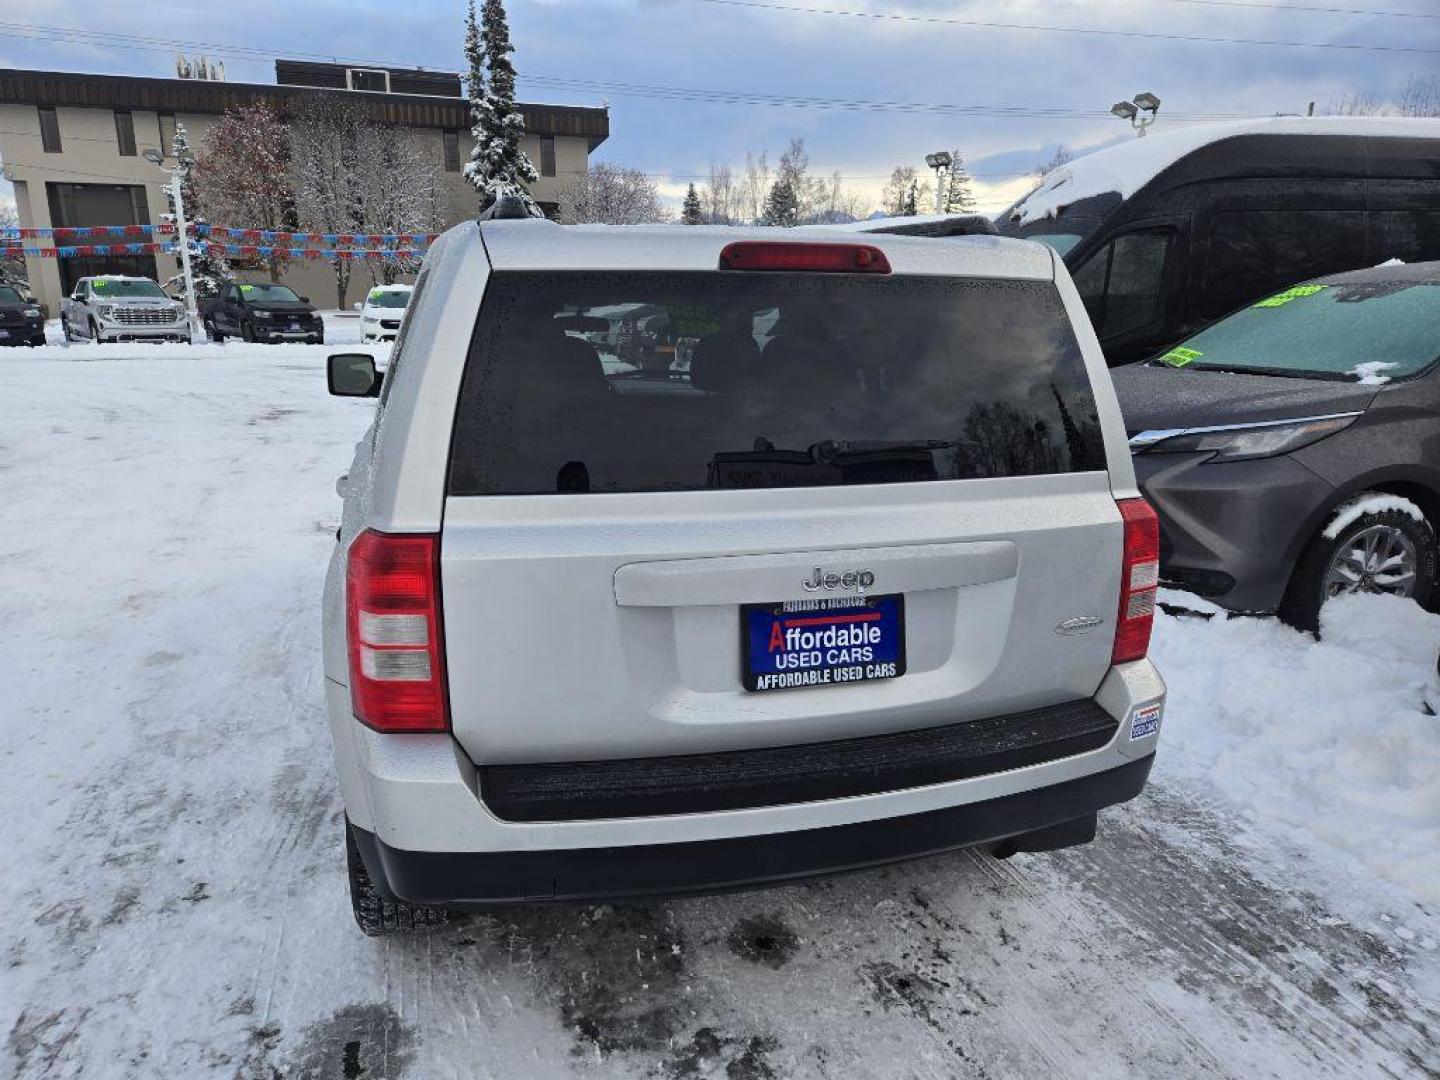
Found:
[322,219,1166,935]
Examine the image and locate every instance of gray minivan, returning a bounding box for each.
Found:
[321,219,1166,934]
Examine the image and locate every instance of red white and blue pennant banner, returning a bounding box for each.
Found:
[198,226,438,246]
[0,225,175,241]
[205,243,426,260]
[3,224,438,261]
[3,242,177,258]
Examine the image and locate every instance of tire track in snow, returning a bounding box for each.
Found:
[1048,785,1440,1079]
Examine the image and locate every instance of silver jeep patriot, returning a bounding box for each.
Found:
[322,215,1166,935]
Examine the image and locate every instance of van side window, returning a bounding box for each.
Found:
[1071,230,1169,339]
[1201,211,1366,320]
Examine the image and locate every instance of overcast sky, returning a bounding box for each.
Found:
[2,0,1438,216]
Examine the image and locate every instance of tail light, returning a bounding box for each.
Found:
[719,242,891,274]
[346,530,448,732]
[1113,498,1160,664]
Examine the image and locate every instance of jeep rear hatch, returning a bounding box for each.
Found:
[438,268,1125,767]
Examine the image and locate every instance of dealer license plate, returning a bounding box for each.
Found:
[742,594,906,692]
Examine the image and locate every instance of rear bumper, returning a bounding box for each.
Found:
[324,660,1164,881]
[354,754,1154,905]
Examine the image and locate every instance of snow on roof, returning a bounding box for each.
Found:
[1011,116,1440,226]
[478,219,1055,280]
[800,213,979,234]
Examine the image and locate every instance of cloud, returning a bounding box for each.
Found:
[3,0,1435,220]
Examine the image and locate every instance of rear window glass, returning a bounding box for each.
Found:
[1156,280,1440,381]
[448,271,1105,496]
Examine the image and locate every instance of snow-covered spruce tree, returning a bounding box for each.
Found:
[943,151,977,214]
[763,178,800,227]
[463,0,542,217]
[681,183,703,225]
[162,123,231,298]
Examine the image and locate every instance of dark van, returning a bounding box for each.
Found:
[998,117,1440,367]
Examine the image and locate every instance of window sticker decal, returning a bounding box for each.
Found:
[1159,346,1202,367]
[1253,284,1327,309]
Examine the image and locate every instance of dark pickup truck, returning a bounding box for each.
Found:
[0,281,46,346]
[202,281,324,344]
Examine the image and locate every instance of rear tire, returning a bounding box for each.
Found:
[346,823,448,937]
[1279,498,1437,633]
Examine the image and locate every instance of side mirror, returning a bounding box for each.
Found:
[328,353,382,398]
[352,302,363,311]
[300,296,311,304]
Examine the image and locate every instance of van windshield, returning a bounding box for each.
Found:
[448,271,1105,496]
[0,286,23,305]
[996,208,1110,259]
[1024,234,1084,256]
[1152,280,1440,382]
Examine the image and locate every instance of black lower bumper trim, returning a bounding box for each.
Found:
[479,699,1120,821]
[355,754,1154,906]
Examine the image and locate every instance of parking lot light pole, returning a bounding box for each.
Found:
[1112,93,1161,138]
[143,147,198,337]
[924,151,952,214]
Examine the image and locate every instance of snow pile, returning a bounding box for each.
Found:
[1012,116,1440,225]
[1152,591,1440,903]
[1350,361,1399,385]
[1322,492,1424,538]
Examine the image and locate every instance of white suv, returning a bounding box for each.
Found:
[357,283,413,342]
[322,215,1166,935]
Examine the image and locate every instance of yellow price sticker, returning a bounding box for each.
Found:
[1159,347,1203,368]
[1253,284,1327,309]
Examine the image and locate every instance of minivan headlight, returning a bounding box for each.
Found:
[1138,414,1359,463]
[252,309,273,319]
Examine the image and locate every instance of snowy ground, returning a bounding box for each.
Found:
[2,341,1438,1079]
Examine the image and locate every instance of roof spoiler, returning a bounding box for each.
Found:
[860,215,999,239]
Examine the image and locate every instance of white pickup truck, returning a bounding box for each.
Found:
[61,275,192,344]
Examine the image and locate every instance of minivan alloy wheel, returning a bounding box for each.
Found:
[1324,524,1418,598]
